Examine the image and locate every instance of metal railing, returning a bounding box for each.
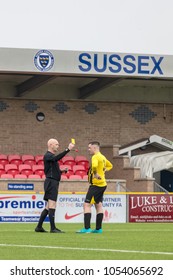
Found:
[153,182,169,193]
[115,181,131,192]
[115,180,169,193]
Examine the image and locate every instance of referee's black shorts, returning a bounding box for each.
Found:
[43,178,59,202]
[85,185,107,204]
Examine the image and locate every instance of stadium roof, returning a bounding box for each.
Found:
[1,47,173,100]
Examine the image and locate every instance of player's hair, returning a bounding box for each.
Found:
[89,141,100,147]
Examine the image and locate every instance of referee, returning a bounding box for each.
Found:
[35,138,75,233]
[77,141,113,234]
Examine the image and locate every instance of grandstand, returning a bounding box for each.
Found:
[0,154,89,180]
[1,47,173,193]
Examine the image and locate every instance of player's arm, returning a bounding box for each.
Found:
[46,142,75,161]
[105,159,113,171]
[45,150,70,162]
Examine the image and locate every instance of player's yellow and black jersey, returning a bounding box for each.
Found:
[88,152,113,187]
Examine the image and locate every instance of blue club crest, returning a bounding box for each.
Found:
[34,50,54,71]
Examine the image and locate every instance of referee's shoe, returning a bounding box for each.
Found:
[50,228,65,233]
[35,226,47,233]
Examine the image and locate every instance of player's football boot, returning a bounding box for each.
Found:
[91,229,103,233]
[76,228,92,233]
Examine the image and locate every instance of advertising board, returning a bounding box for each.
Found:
[0,193,127,223]
[129,194,173,222]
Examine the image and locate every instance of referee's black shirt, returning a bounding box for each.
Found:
[44,149,69,181]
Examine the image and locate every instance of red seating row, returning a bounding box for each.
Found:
[0,164,44,177]
[0,154,89,169]
[60,155,89,170]
[59,164,87,177]
[0,154,89,180]
[0,173,45,179]
[0,163,87,177]
[0,154,44,166]
[0,173,88,180]
[61,174,88,180]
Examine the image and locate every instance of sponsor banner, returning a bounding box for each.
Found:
[0,216,48,223]
[56,194,126,223]
[0,193,126,223]
[1,47,173,78]
[8,183,34,191]
[129,194,173,222]
[0,194,46,223]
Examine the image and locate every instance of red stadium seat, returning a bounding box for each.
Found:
[60,164,73,172]
[35,155,44,165]
[75,170,87,177]
[60,164,73,178]
[28,174,41,179]
[62,160,76,169]
[8,154,22,166]
[5,164,19,177]
[82,175,88,180]
[32,164,44,177]
[19,164,33,177]
[58,159,63,165]
[75,156,89,170]
[1,173,13,179]
[0,154,9,166]
[61,156,76,168]
[69,174,82,180]
[65,170,74,178]
[61,174,68,180]
[14,174,27,179]
[73,165,85,173]
[78,161,89,170]
[0,164,5,176]
[75,155,88,162]
[61,155,75,163]
[22,155,36,166]
[73,165,87,177]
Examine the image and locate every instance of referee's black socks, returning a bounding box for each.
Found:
[49,208,56,230]
[37,208,48,228]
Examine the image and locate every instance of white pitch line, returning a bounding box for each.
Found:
[0,243,173,256]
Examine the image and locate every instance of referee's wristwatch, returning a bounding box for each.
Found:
[65,148,70,152]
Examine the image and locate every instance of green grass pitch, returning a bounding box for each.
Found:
[0,223,173,260]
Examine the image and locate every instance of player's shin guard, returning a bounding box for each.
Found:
[37,208,48,228]
[84,213,91,229]
[96,213,103,230]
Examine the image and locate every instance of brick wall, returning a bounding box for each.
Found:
[0,99,173,160]
[0,179,125,193]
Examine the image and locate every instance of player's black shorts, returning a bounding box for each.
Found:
[43,178,59,202]
[85,185,107,204]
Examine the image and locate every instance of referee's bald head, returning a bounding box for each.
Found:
[47,138,60,153]
[47,138,57,147]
